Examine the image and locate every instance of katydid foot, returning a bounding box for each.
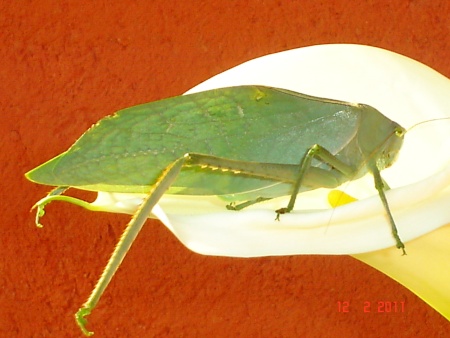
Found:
[75,307,94,336]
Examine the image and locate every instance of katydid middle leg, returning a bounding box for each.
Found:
[275,144,356,218]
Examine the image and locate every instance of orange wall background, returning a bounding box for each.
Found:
[2,1,449,337]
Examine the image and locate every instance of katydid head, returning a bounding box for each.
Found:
[375,125,405,170]
[356,104,406,171]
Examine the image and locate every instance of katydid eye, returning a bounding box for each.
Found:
[395,127,405,137]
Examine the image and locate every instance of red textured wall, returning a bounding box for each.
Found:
[2,1,449,337]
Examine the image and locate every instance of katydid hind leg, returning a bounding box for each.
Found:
[371,165,406,255]
[75,152,296,334]
[33,186,68,227]
[33,192,109,228]
[75,156,187,335]
[187,152,349,213]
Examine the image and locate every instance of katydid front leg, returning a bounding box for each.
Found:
[274,143,406,254]
[371,165,406,255]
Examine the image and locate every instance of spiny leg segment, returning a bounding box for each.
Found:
[371,165,406,255]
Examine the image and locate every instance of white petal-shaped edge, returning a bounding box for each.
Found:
[92,44,450,319]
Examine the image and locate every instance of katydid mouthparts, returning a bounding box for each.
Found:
[25,85,406,335]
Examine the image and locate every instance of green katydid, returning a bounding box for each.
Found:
[25,85,406,335]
